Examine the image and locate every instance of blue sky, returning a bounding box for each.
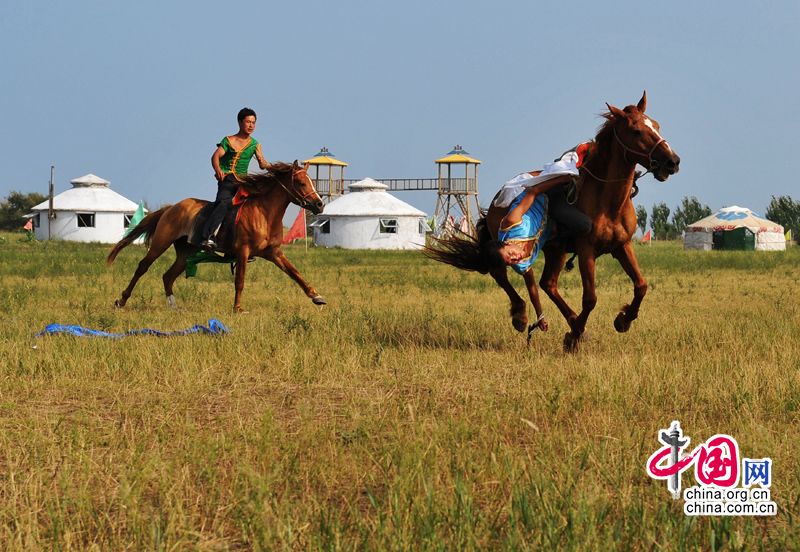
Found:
[2,1,798,225]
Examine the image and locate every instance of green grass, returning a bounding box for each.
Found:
[0,233,798,550]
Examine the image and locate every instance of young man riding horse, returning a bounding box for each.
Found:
[201,107,271,250]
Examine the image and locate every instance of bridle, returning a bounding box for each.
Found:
[613,126,668,174]
[579,123,669,197]
[277,169,321,210]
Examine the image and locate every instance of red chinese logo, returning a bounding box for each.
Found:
[647,434,739,488]
[695,435,739,487]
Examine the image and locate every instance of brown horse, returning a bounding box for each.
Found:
[428,92,680,352]
[107,161,326,312]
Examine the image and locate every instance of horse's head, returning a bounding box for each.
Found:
[605,91,680,182]
[278,160,325,214]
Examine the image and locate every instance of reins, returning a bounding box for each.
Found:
[579,161,629,185]
[579,162,646,200]
[273,169,320,210]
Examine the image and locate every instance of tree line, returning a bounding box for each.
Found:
[635,195,799,240]
[0,191,47,231]
[2,189,800,239]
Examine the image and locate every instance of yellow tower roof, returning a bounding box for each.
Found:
[435,145,481,164]
[305,147,349,167]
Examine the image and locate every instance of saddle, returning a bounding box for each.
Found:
[188,188,251,253]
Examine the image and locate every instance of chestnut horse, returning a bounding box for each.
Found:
[430,92,680,352]
[107,161,326,312]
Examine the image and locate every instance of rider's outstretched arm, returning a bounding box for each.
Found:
[255,143,270,170]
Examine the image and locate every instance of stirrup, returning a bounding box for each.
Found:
[527,313,546,347]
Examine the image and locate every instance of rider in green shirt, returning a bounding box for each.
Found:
[201,107,270,249]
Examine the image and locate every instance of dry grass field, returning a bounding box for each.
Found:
[0,232,798,550]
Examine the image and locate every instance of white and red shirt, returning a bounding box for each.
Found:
[494,142,592,208]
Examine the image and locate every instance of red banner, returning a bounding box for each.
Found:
[282,210,306,244]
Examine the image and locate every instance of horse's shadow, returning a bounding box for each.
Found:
[350,314,517,352]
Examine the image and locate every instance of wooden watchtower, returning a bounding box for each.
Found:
[433,145,481,235]
[305,147,348,203]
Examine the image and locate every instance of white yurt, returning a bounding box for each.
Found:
[28,174,143,243]
[312,178,429,249]
[684,205,785,251]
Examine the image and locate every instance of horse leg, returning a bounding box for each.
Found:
[263,247,326,305]
[539,248,579,329]
[114,235,174,308]
[489,267,527,332]
[162,238,194,308]
[611,241,647,333]
[563,248,598,353]
[233,246,251,313]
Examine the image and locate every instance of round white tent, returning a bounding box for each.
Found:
[28,174,143,243]
[312,178,428,250]
[684,205,785,251]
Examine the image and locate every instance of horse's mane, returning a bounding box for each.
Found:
[591,109,618,158]
[585,106,634,164]
[237,162,295,193]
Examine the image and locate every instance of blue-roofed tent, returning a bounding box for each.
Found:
[684,206,785,251]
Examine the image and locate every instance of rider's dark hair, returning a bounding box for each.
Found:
[480,239,506,272]
[237,107,257,122]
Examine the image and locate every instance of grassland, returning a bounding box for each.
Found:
[0,232,798,550]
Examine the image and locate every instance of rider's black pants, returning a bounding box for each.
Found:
[547,185,592,240]
[203,174,239,240]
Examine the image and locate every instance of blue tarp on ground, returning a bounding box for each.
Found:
[35,319,229,338]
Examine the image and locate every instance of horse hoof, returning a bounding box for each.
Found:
[114,299,124,309]
[166,295,177,309]
[566,315,579,334]
[563,332,580,353]
[512,316,527,333]
[312,295,327,305]
[614,312,632,333]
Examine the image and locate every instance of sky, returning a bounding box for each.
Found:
[2,1,798,226]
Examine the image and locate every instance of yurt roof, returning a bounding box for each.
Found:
[322,178,426,217]
[686,206,783,233]
[30,174,139,212]
[70,173,110,187]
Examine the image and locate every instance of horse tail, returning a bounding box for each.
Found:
[106,206,170,264]
[423,216,502,275]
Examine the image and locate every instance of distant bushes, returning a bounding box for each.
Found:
[0,191,47,230]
